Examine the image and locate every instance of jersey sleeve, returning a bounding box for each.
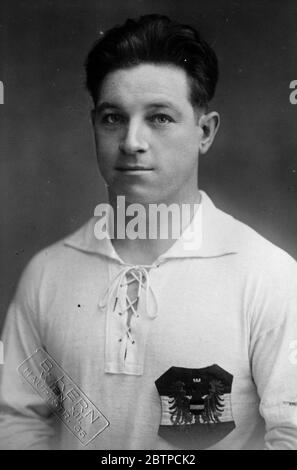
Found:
[249,250,297,450]
[0,254,56,449]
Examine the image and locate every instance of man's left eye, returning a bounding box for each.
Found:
[150,114,174,125]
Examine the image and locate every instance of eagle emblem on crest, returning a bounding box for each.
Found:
[168,378,225,425]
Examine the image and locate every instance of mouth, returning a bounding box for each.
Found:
[115,166,154,174]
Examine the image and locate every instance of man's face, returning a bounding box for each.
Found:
[92,63,204,205]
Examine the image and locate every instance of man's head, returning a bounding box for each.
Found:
[85,15,220,205]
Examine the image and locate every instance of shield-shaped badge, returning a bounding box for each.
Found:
[155,364,235,449]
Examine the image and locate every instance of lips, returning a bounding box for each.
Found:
[116,165,153,171]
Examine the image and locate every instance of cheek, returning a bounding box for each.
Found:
[95,131,118,162]
[161,134,199,174]
[162,125,199,151]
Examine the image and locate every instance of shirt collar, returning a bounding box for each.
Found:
[64,191,239,263]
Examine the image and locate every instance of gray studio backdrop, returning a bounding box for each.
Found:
[0,0,296,332]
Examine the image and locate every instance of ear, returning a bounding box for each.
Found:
[198,111,220,154]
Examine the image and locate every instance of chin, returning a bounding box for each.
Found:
[112,187,160,205]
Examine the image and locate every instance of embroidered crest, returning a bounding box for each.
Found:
[155,364,235,449]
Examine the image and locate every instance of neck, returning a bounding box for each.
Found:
[107,188,201,265]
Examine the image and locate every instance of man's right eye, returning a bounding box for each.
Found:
[101,113,123,125]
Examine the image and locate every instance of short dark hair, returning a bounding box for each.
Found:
[85,14,218,109]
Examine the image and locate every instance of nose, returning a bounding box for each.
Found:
[119,119,149,155]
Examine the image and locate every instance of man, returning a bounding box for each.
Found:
[1,14,297,450]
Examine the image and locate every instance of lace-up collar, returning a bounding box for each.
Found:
[99,263,159,322]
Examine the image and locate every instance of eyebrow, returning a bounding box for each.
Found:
[95,100,182,115]
[95,102,119,114]
[146,102,183,116]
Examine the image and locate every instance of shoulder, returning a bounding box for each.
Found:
[213,203,297,334]
[226,210,297,279]
[207,194,297,279]
[216,204,297,325]
[15,218,97,297]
